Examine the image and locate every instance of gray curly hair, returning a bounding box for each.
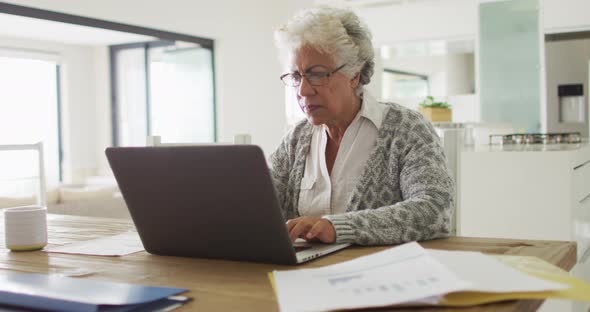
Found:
[274,7,375,96]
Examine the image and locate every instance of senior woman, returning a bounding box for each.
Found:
[270,7,453,246]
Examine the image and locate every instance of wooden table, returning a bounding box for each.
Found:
[0,214,577,311]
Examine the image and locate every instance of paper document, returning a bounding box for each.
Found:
[273,242,471,312]
[439,254,590,307]
[0,261,95,277]
[272,242,569,312]
[427,249,567,293]
[45,231,144,256]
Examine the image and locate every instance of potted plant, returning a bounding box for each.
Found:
[418,96,452,122]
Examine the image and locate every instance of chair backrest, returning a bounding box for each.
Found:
[0,142,46,207]
[434,127,463,236]
[146,134,251,147]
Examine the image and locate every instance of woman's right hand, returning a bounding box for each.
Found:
[286,217,336,244]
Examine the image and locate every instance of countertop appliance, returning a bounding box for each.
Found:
[489,132,582,145]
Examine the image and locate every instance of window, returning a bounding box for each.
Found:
[0,53,61,196]
[382,69,429,100]
[111,40,215,146]
[284,87,305,126]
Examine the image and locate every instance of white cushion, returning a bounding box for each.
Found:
[59,184,119,203]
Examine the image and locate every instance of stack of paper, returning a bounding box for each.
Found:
[44,231,144,257]
[270,242,590,312]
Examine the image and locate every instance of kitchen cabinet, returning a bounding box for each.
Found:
[456,143,590,259]
[457,142,590,311]
[458,143,590,261]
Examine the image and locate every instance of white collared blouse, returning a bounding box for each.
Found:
[297,93,389,217]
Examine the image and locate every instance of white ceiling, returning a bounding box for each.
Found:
[0,13,156,46]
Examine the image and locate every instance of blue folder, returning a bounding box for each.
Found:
[0,272,189,312]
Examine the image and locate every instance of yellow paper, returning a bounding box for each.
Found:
[438,255,590,306]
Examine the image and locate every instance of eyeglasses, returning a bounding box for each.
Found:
[280,64,346,87]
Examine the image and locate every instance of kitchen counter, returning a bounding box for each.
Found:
[465,141,590,152]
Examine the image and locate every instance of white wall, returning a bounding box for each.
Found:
[354,0,477,46]
[365,48,382,100]
[93,46,112,176]
[3,0,314,179]
[543,0,590,33]
[355,0,590,45]
[0,35,103,183]
[446,53,475,95]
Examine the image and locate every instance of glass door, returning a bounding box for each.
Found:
[0,55,61,195]
[111,40,215,146]
[149,44,215,143]
[112,46,148,147]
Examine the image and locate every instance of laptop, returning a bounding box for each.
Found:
[105,145,350,265]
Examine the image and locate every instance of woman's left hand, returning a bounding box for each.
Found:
[286,217,336,243]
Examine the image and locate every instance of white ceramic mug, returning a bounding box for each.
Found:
[4,206,48,251]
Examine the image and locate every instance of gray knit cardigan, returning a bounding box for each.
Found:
[269,102,454,246]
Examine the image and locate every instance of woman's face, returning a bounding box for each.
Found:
[289,46,359,126]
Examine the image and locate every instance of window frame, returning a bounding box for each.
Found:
[0,49,64,182]
[0,2,217,147]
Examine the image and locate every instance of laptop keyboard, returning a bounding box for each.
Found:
[294,246,312,252]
